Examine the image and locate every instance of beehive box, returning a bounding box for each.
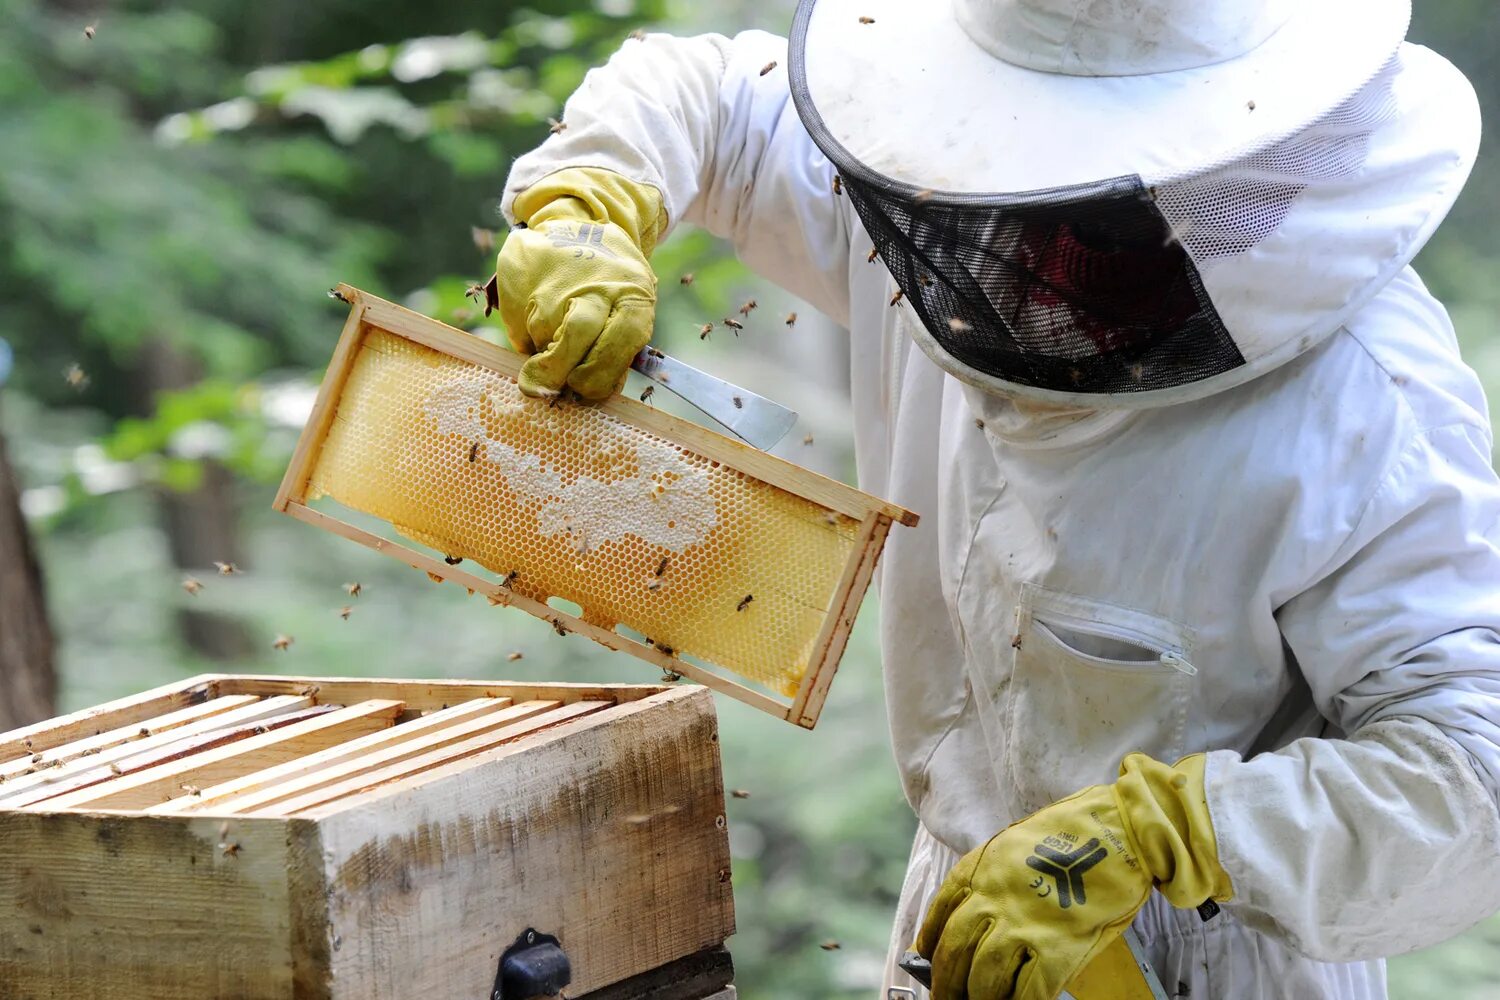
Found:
[0,674,735,1000]
[275,286,917,728]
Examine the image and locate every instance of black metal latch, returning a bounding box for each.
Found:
[491,928,572,1000]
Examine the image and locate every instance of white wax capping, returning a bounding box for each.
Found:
[422,375,718,552]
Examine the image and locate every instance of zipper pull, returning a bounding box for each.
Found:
[1159,650,1197,675]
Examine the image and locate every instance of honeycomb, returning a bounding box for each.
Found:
[307,328,861,696]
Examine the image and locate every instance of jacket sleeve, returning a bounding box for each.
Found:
[501,30,852,324]
[1206,420,1500,961]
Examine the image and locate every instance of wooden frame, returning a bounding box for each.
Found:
[273,285,918,729]
[0,674,734,999]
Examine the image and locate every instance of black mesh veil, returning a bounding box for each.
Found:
[788,0,1245,397]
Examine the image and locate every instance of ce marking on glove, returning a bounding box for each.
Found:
[1025,838,1108,909]
[548,223,618,259]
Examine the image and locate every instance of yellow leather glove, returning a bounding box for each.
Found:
[916,753,1232,1000]
[497,167,665,400]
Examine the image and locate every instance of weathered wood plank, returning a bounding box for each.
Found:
[311,686,733,999]
[0,811,301,999]
[39,700,403,811]
[265,701,600,817]
[153,696,515,815]
[0,696,315,806]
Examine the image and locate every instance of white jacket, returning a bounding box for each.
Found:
[502,30,1500,998]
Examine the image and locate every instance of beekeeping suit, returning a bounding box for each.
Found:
[495,0,1500,996]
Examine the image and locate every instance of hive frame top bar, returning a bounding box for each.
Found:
[272,286,918,729]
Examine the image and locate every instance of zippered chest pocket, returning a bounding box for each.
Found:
[1002,584,1196,816]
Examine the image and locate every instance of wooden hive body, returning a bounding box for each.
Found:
[276,286,917,728]
[0,675,735,1000]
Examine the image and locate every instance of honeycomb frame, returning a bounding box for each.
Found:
[274,285,918,728]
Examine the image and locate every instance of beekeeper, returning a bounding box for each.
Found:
[494,0,1500,996]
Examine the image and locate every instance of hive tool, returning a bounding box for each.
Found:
[630,347,798,451]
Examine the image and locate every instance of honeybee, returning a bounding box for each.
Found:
[639,385,655,404]
[628,28,647,40]
[64,364,90,390]
[736,594,754,612]
[328,287,350,304]
[345,581,363,597]
[858,15,875,23]
[785,312,798,327]
[947,317,971,332]
[680,273,695,286]
[739,299,757,316]
[471,227,496,254]
[832,175,842,197]
[866,247,878,263]
[83,23,96,39]
[656,556,670,577]
[501,571,519,589]
[547,118,567,135]
[181,784,201,797]
[272,634,293,651]
[551,618,569,637]
[699,322,714,339]
[731,789,751,799]
[214,561,239,576]
[469,441,481,462]
[722,317,743,332]
[803,433,814,446]
[507,651,524,661]
[733,396,743,409]
[339,606,353,620]
[889,289,904,307]
[109,763,122,775]
[444,555,464,565]
[220,841,241,857]
[760,61,778,76]
[821,940,843,951]
[181,577,203,596]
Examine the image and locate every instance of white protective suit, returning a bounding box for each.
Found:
[501,30,1500,1000]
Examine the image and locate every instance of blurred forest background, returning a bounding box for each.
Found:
[0,0,1497,997]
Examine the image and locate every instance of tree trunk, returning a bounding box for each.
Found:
[133,339,254,661]
[0,409,57,730]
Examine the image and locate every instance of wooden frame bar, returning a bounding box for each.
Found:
[261,701,609,817]
[0,694,259,780]
[0,696,316,807]
[273,285,916,729]
[38,700,405,811]
[150,696,515,815]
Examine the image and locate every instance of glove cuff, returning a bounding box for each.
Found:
[511,167,667,256]
[1113,753,1234,909]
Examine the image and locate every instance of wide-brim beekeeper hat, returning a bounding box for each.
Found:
[789,0,1480,407]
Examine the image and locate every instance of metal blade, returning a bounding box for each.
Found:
[630,348,798,451]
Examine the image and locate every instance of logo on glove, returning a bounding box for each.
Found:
[1025,838,1108,909]
[548,223,618,259]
